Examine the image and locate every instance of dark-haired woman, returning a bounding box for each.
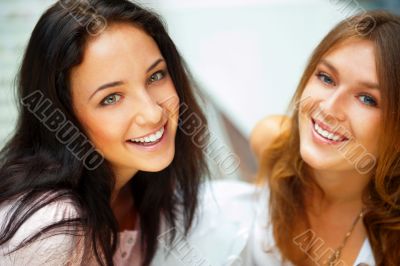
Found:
[0,1,255,265]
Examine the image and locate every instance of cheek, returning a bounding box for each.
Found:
[78,111,125,149]
[164,92,179,115]
[298,87,319,123]
[298,82,321,112]
[351,111,381,154]
[90,130,117,150]
[150,81,180,115]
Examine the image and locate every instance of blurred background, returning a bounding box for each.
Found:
[0,0,398,181]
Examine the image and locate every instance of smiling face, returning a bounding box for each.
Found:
[70,23,180,182]
[298,38,382,174]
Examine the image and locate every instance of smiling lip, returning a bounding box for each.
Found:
[312,118,349,139]
[126,122,168,151]
[128,122,167,140]
[311,118,349,145]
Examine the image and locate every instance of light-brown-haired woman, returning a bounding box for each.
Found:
[243,10,400,266]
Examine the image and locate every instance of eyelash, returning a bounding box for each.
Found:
[147,70,167,84]
[100,94,121,106]
[316,71,336,86]
[315,71,378,107]
[358,94,378,107]
[99,70,168,106]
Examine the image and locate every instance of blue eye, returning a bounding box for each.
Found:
[359,95,377,107]
[149,71,166,83]
[316,72,336,86]
[101,94,121,106]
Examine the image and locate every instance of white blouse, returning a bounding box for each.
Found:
[0,180,257,266]
[151,180,258,266]
[0,181,376,265]
[239,184,376,266]
[0,194,85,265]
[0,193,142,266]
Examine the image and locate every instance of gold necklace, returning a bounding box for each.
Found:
[326,210,364,266]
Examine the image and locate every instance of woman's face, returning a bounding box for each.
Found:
[70,23,179,180]
[298,39,382,174]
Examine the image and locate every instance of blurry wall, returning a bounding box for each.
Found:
[153,0,386,136]
[0,0,58,147]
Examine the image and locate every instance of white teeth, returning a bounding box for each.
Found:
[130,127,165,144]
[313,122,343,142]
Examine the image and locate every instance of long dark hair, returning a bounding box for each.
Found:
[0,0,209,265]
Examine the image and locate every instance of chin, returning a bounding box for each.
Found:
[300,146,353,173]
[144,164,171,172]
[141,155,175,173]
[300,145,331,171]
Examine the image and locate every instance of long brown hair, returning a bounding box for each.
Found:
[257,10,400,265]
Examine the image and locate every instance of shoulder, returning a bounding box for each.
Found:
[202,179,257,202]
[156,180,259,266]
[0,192,84,265]
[250,115,290,160]
[0,192,80,241]
[199,179,259,221]
[201,179,261,228]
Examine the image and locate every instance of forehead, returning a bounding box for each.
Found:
[80,22,161,68]
[321,38,378,83]
[70,23,162,95]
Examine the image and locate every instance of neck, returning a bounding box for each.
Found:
[111,167,138,203]
[110,167,138,231]
[306,167,370,211]
[111,183,137,231]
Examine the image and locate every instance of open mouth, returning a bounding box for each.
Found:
[311,118,349,143]
[127,123,167,147]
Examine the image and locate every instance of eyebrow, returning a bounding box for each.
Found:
[88,58,165,101]
[359,81,379,90]
[147,58,164,73]
[319,59,379,90]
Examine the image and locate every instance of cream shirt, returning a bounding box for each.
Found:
[240,184,376,266]
[0,181,376,265]
[0,180,257,266]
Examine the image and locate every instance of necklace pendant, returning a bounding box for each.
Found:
[328,250,340,266]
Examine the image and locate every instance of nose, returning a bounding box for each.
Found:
[134,92,164,126]
[318,86,347,122]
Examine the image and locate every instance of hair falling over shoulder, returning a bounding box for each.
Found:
[0,1,209,265]
[256,10,400,266]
